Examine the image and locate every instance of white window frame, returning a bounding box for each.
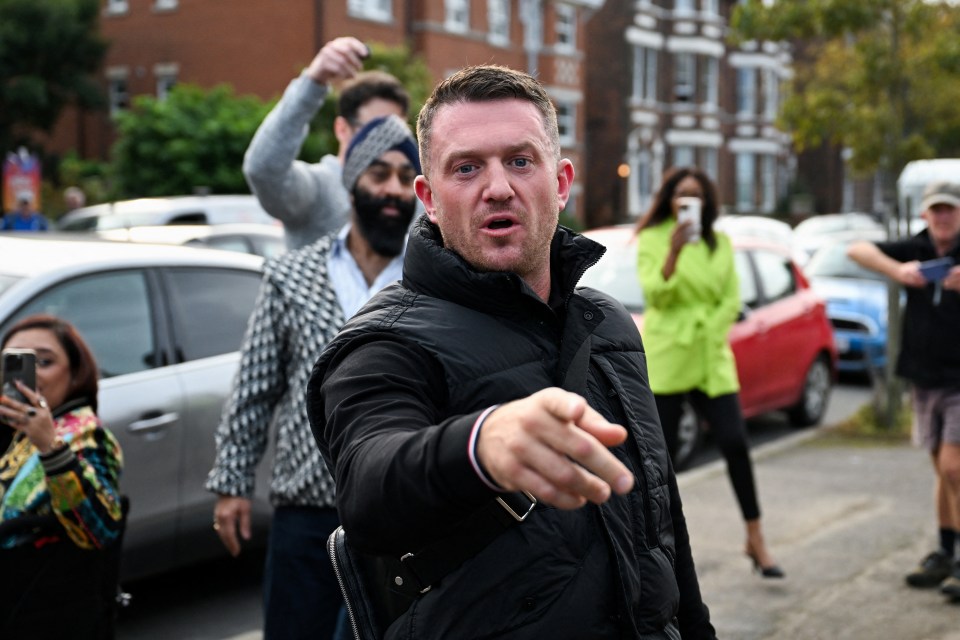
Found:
[348,0,393,22]
[556,101,576,147]
[445,0,471,33]
[736,67,757,117]
[702,147,718,182]
[761,154,777,212]
[763,68,779,119]
[674,52,695,102]
[555,3,576,53]
[701,57,718,108]
[702,0,719,15]
[106,0,128,15]
[673,145,694,168]
[488,0,510,46]
[736,152,756,211]
[107,70,130,118]
[632,46,659,103]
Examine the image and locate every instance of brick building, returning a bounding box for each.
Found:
[583,0,795,227]
[44,0,603,224]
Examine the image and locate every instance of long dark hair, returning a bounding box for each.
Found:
[2,314,99,413]
[634,166,719,251]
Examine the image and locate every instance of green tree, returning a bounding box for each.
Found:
[111,84,272,197]
[0,0,106,154]
[109,43,432,198]
[732,0,960,180]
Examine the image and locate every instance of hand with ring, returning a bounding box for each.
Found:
[0,381,57,453]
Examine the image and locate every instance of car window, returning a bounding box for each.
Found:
[805,244,886,281]
[734,251,760,309]
[753,250,795,303]
[256,237,288,260]
[0,275,22,297]
[199,236,253,254]
[2,271,156,378]
[577,235,645,312]
[163,268,262,361]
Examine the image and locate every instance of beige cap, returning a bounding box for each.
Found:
[920,181,960,211]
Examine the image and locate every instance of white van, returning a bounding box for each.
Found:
[897,158,960,219]
[57,194,277,231]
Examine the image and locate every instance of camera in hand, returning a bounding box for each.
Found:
[1,348,37,405]
[676,197,702,243]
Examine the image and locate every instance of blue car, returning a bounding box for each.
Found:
[804,240,896,374]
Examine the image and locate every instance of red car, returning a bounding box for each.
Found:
[579,225,838,469]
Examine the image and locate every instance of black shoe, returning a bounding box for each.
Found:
[940,562,960,599]
[905,550,953,588]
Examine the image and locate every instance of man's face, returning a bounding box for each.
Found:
[923,202,960,247]
[352,149,418,257]
[414,99,573,296]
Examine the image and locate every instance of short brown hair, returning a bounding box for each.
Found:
[338,71,410,126]
[2,314,100,413]
[416,65,560,176]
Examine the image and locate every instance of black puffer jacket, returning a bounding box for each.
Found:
[309,218,714,639]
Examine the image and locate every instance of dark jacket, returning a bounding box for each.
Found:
[308,218,714,639]
[876,230,960,388]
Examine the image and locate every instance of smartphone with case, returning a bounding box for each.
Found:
[918,257,954,282]
[1,348,37,405]
[676,197,702,243]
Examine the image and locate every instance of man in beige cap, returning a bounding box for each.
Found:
[849,181,960,602]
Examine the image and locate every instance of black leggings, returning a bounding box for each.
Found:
[655,390,760,521]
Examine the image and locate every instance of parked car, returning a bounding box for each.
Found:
[0,234,272,580]
[715,214,807,266]
[56,195,278,232]
[95,223,287,259]
[579,226,838,469]
[793,212,886,262]
[803,239,894,375]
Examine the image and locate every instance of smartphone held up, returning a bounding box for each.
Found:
[676,197,702,244]
[1,348,37,405]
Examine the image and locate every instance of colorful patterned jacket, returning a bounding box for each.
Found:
[0,399,123,549]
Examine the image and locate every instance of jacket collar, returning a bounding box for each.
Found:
[402,215,606,316]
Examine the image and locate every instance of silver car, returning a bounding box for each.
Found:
[0,234,272,579]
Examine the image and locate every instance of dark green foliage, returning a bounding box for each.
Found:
[0,0,106,154]
[111,85,272,197]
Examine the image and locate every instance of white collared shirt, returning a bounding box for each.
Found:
[327,223,405,319]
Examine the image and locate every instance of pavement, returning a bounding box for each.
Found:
[680,426,960,640]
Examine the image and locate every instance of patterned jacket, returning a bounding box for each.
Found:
[0,400,124,549]
[206,233,346,507]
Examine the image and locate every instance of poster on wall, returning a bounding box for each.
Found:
[3,149,42,212]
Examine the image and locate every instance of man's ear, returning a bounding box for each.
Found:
[334,116,354,152]
[556,159,575,211]
[415,175,439,223]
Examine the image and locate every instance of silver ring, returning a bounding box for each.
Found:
[37,398,48,409]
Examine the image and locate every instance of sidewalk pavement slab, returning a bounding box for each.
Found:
[681,430,960,640]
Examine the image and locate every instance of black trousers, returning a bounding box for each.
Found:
[654,390,761,521]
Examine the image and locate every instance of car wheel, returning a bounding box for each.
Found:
[673,401,701,471]
[788,354,832,427]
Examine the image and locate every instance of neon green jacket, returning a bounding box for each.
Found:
[637,220,741,397]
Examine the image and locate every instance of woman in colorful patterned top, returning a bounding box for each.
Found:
[0,314,123,549]
[636,167,783,579]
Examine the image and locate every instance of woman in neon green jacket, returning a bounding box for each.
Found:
[636,166,782,578]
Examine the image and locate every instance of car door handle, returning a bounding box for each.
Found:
[127,412,179,434]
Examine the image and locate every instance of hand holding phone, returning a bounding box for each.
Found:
[1,349,37,405]
[676,197,702,244]
[918,257,954,282]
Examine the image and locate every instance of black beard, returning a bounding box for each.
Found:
[352,187,416,257]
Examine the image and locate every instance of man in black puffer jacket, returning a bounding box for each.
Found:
[308,65,715,640]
